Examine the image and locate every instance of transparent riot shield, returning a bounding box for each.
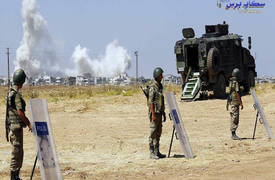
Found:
[28,99,62,180]
[251,89,274,139]
[165,92,194,159]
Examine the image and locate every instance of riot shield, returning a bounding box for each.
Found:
[251,89,274,139]
[28,99,62,180]
[165,92,194,159]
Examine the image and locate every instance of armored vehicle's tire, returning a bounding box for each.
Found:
[214,74,226,98]
[207,47,220,74]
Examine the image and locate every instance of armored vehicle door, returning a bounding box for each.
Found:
[185,44,199,72]
[175,40,185,73]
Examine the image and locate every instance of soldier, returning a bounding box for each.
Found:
[148,67,166,159]
[228,68,243,140]
[8,69,32,180]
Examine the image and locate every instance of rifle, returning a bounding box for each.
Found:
[5,92,10,142]
[140,86,149,99]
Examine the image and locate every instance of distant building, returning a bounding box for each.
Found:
[110,73,134,85]
[0,77,9,86]
[26,77,35,86]
[83,73,92,79]
[33,76,44,86]
[0,78,4,86]
[66,76,76,86]
[55,77,65,85]
[95,77,108,85]
[164,74,181,84]
[0,73,194,86]
[76,76,85,86]
[43,75,56,85]
[76,76,93,86]
[256,76,275,84]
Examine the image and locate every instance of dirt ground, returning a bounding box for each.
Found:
[0,85,275,180]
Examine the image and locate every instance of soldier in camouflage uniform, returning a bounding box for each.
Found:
[228,68,243,140]
[148,67,166,159]
[8,69,32,180]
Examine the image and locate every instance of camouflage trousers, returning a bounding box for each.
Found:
[149,113,163,146]
[230,105,240,132]
[9,124,24,171]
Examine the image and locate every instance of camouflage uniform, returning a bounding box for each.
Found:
[229,77,240,132]
[8,86,26,172]
[148,80,165,150]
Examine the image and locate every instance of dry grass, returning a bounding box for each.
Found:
[0,85,142,105]
[1,83,274,106]
[255,83,275,94]
[0,84,182,114]
[1,83,273,106]
[165,84,182,95]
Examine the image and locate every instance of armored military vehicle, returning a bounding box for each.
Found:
[174,22,256,100]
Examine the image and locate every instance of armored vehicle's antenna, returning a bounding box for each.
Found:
[248,36,252,49]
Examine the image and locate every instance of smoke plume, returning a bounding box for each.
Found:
[69,40,131,77]
[15,0,61,77]
[15,0,131,78]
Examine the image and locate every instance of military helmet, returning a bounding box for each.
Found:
[153,67,164,79]
[232,68,240,77]
[13,69,27,85]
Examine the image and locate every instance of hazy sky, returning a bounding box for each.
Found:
[0,0,274,78]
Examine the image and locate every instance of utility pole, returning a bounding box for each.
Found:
[6,48,10,88]
[134,51,138,85]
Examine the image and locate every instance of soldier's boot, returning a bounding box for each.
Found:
[156,145,166,158]
[231,131,241,140]
[10,171,17,180]
[14,170,22,180]
[149,145,159,160]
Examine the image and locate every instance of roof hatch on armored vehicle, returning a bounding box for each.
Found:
[182,28,195,39]
[203,23,229,38]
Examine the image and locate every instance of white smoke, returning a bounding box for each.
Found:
[15,0,131,78]
[69,40,131,77]
[15,0,61,77]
